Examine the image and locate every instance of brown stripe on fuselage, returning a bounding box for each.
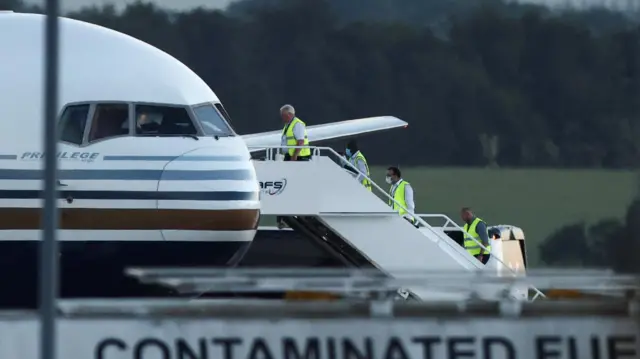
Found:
[0,208,260,230]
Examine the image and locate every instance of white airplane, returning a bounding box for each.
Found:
[0,12,407,306]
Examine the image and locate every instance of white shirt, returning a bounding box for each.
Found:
[280,121,305,146]
[390,179,415,213]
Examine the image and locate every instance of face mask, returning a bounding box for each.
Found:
[385,176,392,184]
[345,149,351,157]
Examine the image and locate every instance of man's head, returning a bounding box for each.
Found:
[137,113,148,127]
[345,139,358,157]
[280,104,295,123]
[386,166,401,184]
[461,207,474,223]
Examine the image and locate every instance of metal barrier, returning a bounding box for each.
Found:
[56,295,640,319]
[124,268,640,316]
[125,268,638,293]
[251,145,546,301]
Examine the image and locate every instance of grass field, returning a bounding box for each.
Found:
[368,167,638,266]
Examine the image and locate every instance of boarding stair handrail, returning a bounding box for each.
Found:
[253,145,545,301]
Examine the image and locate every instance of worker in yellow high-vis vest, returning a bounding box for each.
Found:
[386,166,417,226]
[279,104,311,161]
[277,104,311,230]
[460,207,492,264]
[345,139,372,191]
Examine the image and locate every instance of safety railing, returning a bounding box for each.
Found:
[416,214,462,230]
[125,268,636,307]
[55,268,640,318]
[250,145,546,301]
[54,296,639,319]
[124,267,639,294]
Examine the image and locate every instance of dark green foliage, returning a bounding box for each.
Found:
[4,0,640,168]
[5,0,640,269]
[539,198,640,272]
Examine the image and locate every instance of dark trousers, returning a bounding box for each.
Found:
[404,216,419,228]
[277,153,309,226]
[284,153,311,161]
[476,254,491,265]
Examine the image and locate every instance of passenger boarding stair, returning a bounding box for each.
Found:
[280,216,375,268]
[252,146,544,301]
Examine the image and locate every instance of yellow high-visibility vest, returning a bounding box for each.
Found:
[389,180,412,221]
[282,117,310,157]
[350,151,372,191]
[463,217,492,256]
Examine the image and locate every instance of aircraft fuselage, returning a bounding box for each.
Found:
[0,136,260,308]
[0,12,408,307]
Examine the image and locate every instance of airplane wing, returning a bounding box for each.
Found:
[241,116,407,152]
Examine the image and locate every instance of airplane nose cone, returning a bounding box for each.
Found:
[157,145,260,232]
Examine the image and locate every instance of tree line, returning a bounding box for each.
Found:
[540,196,640,272]
[2,0,639,269]
[2,0,640,168]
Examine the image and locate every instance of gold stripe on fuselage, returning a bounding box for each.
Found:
[0,208,259,230]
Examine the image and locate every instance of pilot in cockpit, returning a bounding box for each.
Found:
[136,112,160,134]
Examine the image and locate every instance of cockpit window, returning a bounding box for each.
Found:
[88,104,130,143]
[192,104,234,136]
[214,103,233,124]
[135,105,197,136]
[59,104,90,145]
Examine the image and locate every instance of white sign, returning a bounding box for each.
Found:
[0,317,637,358]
